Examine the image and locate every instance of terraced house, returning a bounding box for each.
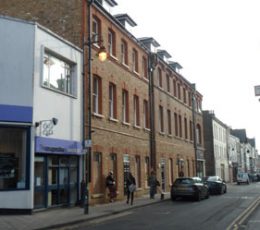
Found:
[0,0,205,209]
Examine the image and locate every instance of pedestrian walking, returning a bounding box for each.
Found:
[126,172,136,205]
[106,171,117,202]
[148,170,160,199]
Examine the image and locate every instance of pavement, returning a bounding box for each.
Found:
[0,193,170,230]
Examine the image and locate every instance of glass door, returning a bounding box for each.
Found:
[48,156,59,207]
[34,156,46,209]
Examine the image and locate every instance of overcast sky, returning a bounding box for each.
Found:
[113,0,260,150]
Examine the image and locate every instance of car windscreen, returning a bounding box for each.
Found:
[174,178,193,185]
[207,176,218,181]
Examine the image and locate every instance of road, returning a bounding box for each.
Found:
[56,183,260,230]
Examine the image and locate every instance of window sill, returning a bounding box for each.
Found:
[109,117,119,123]
[143,76,149,82]
[134,125,141,130]
[133,70,140,76]
[122,121,131,126]
[93,113,104,119]
[110,54,118,61]
[122,63,129,69]
[144,127,151,132]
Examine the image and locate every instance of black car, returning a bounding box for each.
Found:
[203,176,227,195]
[171,177,210,201]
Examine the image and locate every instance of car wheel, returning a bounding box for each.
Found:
[205,190,210,199]
[195,191,201,201]
[224,186,227,193]
[220,186,224,195]
[171,195,177,201]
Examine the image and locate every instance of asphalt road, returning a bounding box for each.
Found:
[57,182,260,230]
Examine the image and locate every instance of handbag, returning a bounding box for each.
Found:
[128,183,136,192]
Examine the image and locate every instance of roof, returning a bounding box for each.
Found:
[157,49,172,59]
[231,129,248,143]
[138,37,160,48]
[114,14,137,27]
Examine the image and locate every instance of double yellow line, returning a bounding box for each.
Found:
[226,196,260,230]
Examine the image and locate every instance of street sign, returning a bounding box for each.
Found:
[254,85,260,96]
[85,140,92,148]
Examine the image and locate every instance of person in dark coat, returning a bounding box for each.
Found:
[126,172,136,205]
[148,170,160,199]
[106,171,116,202]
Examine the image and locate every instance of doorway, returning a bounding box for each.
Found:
[34,155,79,209]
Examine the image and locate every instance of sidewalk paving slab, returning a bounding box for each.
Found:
[0,193,170,230]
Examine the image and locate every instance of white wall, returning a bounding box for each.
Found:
[0,17,34,107]
[33,26,82,141]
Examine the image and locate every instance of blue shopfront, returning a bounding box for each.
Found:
[34,136,82,209]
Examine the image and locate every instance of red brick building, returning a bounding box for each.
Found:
[0,0,205,207]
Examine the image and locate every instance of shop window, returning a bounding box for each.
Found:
[43,50,76,96]
[0,126,29,190]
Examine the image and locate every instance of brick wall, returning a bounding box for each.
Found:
[0,0,83,47]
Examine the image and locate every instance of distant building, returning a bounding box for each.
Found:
[203,111,229,182]
[231,129,256,173]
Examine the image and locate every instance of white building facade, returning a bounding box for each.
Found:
[212,120,229,182]
[0,16,82,213]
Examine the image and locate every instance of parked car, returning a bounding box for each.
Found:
[237,172,250,185]
[171,177,209,201]
[248,173,258,182]
[203,176,227,195]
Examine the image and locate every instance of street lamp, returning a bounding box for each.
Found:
[148,52,158,172]
[82,0,107,215]
[191,83,198,177]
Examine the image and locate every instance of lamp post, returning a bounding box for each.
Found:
[191,83,198,177]
[82,0,107,215]
[148,52,158,172]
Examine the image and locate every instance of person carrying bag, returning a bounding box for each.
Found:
[126,172,136,205]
